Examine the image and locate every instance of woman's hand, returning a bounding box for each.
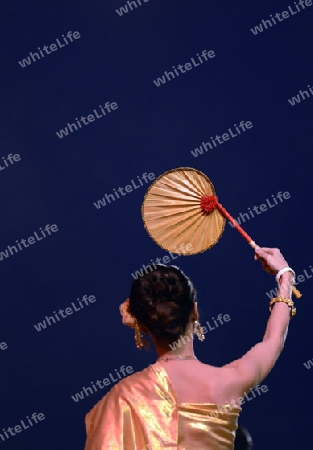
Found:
[254,247,288,275]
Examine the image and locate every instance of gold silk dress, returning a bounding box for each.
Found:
[84,361,241,450]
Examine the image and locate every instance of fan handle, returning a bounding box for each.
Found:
[216,202,302,299]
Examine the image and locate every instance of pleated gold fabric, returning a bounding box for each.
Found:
[141,168,226,255]
[84,362,241,450]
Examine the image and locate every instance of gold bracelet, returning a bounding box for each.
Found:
[269,296,296,318]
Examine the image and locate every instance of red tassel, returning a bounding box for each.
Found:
[200,195,218,213]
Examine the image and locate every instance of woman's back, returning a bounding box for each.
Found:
[85,248,295,449]
[85,361,241,450]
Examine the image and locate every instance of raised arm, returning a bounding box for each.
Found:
[223,247,295,394]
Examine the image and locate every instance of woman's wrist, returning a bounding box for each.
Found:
[280,271,294,280]
[275,267,295,284]
[278,272,294,297]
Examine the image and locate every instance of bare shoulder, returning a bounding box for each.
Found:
[162,361,235,405]
[198,362,247,403]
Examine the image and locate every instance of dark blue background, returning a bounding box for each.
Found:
[1,0,312,448]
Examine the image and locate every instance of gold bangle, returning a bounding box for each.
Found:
[269,296,296,318]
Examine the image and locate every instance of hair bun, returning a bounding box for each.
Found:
[129,265,196,343]
[151,301,185,337]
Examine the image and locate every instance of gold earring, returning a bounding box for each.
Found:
[134,320,143,349]
[194,320,205,341]
[134,319,148,350]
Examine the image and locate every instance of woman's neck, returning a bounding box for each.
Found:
[153,326,196,358]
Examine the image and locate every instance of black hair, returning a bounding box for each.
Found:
[128,265,196,344]
[234,426,253,450]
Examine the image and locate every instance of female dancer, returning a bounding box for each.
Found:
[84,247,296,449]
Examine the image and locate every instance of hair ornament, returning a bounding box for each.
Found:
[119,299,136,328]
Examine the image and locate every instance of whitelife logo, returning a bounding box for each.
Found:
[131,243,193,279]
[190,120,253,157]
[116,0,149,16]
[56,102,119,139]
[153,50,216,87]
[33,295,96,332]
[0,224,59,262]
[288,82,313,106]
[266,263,313,299]
[0,153,21,173]
[71,366,134,402]
[0,341,8,351]
[228,191,291,228]
[303,358,313,369]
[0,412,45,443]
[18,31,81,68]
[210,384,269,415]
[250,1,313,35]
[93,172,155,209]
[169,313,231,350]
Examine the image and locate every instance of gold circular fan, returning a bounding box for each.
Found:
[141,167,225,255]
[142,167,302,298]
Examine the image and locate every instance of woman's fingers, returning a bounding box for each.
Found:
[254,246,286,274]
[260,247,280,255]
[255,246,268,259]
